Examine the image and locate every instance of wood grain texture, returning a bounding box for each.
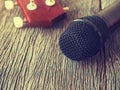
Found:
[0,0,120,90]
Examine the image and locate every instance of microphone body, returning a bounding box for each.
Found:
[98,1,120,28]
[59,1,120,60]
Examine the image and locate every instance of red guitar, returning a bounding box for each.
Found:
[5,0,69,28]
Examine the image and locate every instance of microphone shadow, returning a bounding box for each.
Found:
[104,27,120,62]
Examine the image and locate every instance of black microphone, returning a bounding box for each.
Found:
[59,1,120,61]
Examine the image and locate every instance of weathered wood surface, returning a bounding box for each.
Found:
[0,0,120,90]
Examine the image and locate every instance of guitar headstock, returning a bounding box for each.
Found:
[5,0,69,28]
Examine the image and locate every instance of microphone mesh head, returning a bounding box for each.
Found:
[59,16,109,60]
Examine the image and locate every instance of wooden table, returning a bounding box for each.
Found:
[0,0,120,90]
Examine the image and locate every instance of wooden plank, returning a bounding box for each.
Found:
[0,0,120,90]
[0,0,6,21]
[101,0,117,9]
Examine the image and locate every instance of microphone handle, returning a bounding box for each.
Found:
[98,1,120,29]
